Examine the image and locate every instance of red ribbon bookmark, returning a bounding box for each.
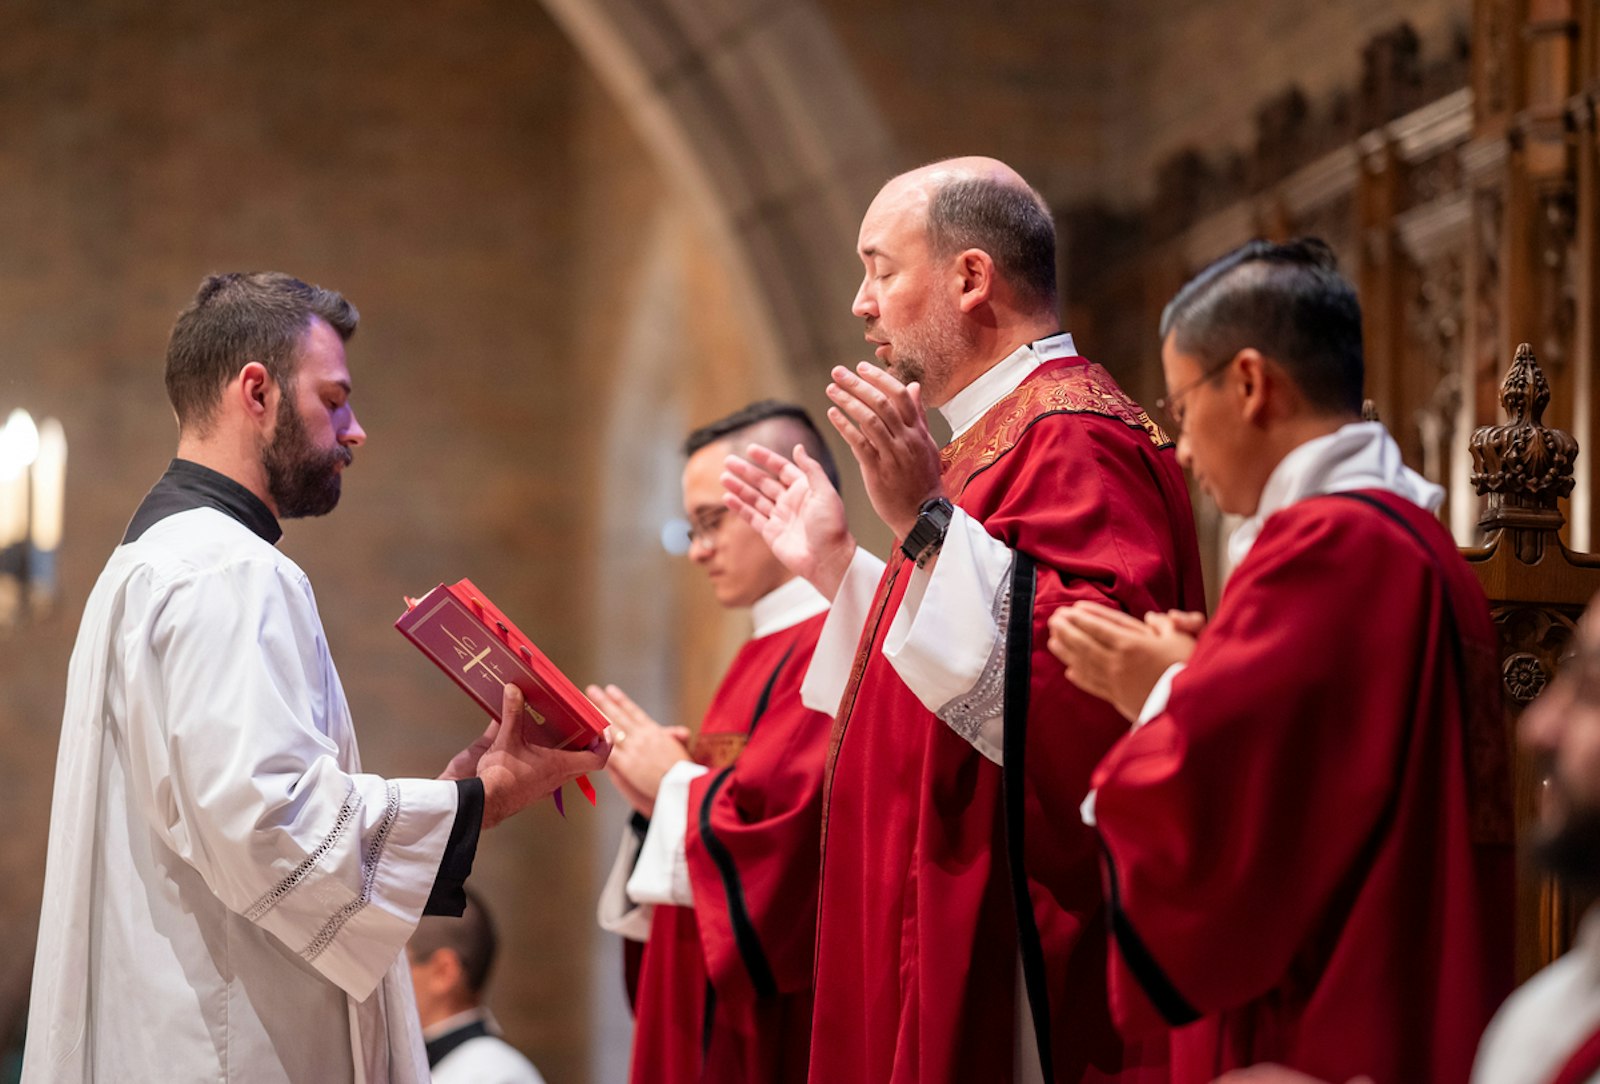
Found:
[551,774,599,818]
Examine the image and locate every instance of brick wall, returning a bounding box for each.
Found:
[0,3,776,1080]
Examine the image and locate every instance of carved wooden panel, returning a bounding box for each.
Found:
[1467,343,1600,976]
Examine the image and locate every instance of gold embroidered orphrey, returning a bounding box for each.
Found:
[939,360,1172,493]
[691,731,748,770]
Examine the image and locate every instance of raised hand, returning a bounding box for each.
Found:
[473,684,611,829]
[825,362,944,540]
[586,683,692,818]
[722,443,857,600]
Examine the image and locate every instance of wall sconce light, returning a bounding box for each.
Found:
[0,408,67,628]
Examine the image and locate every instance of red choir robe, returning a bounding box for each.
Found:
[1090,490,1516,1083]
[630,611,831,1084]
[808,356,1205,1084]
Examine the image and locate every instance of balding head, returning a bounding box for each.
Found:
[853,158,1059,406]
[869,158,1057,315]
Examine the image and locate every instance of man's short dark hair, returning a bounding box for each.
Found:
[925,176,1057,314]
[1159,237,1364,416]
[165,272,358,433]
[684,400,842,492]
[409,888,497,997]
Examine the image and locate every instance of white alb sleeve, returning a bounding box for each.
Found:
[123,558,458,1001]
[597,828,654,941]
[1136,662,1185,727]
[625,760,711,908]
[883,509,1014,764]
[799,546,888,716]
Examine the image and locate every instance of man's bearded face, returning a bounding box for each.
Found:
[263,384,352,519]
[1530,762,1600,891]
[869,286,971,403]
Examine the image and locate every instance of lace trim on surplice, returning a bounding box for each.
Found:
[245,782,362,922]
[301,781,402,962]
[936,567,1013,743]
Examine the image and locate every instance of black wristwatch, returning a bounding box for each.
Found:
[900,496,954,567]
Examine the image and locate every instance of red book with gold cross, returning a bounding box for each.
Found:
[396,578,604,806]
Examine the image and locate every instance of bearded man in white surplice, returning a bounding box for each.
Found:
[23,272,608,1084]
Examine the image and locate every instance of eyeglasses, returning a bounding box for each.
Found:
[1154,355,1233,434]
[686,507,730,547]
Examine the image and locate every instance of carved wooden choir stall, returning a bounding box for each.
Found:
[1468,343,1600,976]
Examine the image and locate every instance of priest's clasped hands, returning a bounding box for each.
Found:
[820,362,944,541]
[1048,603,1207,723]
[720,359,1214,731]
[585,683,691,817]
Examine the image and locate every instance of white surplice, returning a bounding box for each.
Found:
[1473,907,1600,1084]
[24,506,458,1083]
[425,1009,548,1084]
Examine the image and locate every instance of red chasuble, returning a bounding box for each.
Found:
[630,611,830,1084]
[808,357,1205,1084]
[1091,490,1515,1084]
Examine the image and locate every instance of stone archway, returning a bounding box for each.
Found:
[535,5,898,1076]
[539,0,897,386]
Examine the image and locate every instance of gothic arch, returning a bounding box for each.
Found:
[540,0,897,384]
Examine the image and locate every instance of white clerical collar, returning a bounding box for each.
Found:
[939,332,1077,439]
[1228,420,1445,566]
[422,1006,491,1043]
[751,576,829,639]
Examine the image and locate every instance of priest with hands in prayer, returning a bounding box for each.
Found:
[1048,238,1514,1084]
[593,402,837,1084]
[726,156,1202,1084]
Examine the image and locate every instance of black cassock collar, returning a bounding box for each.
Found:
[123,459,282,546]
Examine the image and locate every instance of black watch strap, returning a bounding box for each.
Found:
[901,497,954,566]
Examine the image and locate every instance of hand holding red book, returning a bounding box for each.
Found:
[397,578,607,812]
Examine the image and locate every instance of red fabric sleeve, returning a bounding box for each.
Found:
[955,412,1203,1073]
[965,412,1205,906]
[1090,502,1444,1018]
[683,644,830,1004]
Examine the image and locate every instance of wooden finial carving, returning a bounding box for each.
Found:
[1469,343,1580,561]
[1361,398,1380,422]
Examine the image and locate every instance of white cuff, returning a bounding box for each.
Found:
[625,761,710,908]
[1080,788,1098,828]
[597,829,653,941]
[884,511,1013,763]
[800,547,888,716]
[1136,662,1185,728]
